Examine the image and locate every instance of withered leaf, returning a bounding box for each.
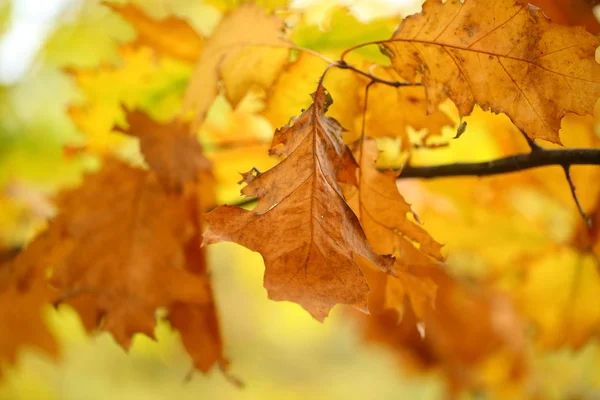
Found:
[184,4,290,130]
[345,138,443,319]
[115,109,213,192]
[104,2,204,63]
[204,85,394,321]
[385,0,600,143]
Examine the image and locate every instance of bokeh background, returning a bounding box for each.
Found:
[1,0,600,399]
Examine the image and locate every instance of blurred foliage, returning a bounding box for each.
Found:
[1,0,600,399]
[0,244,443,400]
[0,1,10,35]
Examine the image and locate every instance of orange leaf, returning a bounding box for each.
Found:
[44,161,210,347]
[384,0,600,143]
[344,138,442,319]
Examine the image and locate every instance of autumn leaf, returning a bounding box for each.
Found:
[39,161,210,347]
[7,110,225,371]
[348,138,443,263]
[383,0,600,143]
[184,3,290,130]
[103,2,204,63]
[0,278,57,374]
[204,84,394,321]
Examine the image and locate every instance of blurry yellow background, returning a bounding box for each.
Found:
[2,0,600,399]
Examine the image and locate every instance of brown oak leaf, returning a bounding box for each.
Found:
[44,161,212,348]
[184,4,290,130]
[103,2,204,63]
[204,84,394,321]
[384,0,600,143]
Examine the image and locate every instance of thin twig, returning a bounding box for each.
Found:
[333,60,419,88]
[562,165,592,227]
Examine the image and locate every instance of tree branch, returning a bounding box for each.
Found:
[397,148,600,179]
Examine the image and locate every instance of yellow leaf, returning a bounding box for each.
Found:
[385,0,600,143]
[184,4,290,130]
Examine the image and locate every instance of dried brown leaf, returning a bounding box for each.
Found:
[7,155,225,374]
[169,193,225,372]
[204,85,394,321]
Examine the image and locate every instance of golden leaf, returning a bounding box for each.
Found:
[184,4,290,130]
[384,0,600,143]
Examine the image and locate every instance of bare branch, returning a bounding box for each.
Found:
[397,148,600,179]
